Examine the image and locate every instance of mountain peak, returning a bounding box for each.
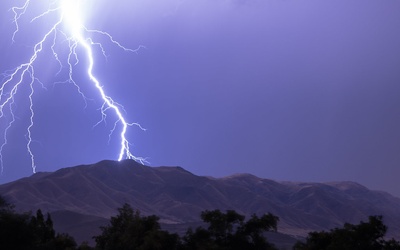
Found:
[0,161,399,243]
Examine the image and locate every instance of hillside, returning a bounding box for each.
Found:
[1,159,399,245]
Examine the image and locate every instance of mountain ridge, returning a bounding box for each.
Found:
[0,159,399,245]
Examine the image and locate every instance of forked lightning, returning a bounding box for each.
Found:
[0,0,145,174]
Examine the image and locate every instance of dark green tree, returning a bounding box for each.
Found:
[77,241,95,250]
[47,233,78,250]
[201,209,245,246]
[0,195,14,211]
[29,209,56,248]
[293,215,400,250]
[0,196,36,250]
[0,195,78,250]
[182,209,279,250]
[94,203,180,250]
[238,213,279,249]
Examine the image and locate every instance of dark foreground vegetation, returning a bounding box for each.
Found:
[0,196,78,250]
[1,195,399,250]
[293,215,400,250]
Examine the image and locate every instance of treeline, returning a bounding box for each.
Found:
[0,196,78,250]
[1,196,400,250]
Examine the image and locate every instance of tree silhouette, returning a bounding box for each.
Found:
[0,195,78,250]
[0,204,33,250]
[182,209,278,250]
[7,196,400,250]
[0,195,14,211]
[293,215,400,250]
[94,203,180,250]
[29,209,56,247]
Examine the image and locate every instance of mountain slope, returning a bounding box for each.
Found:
[1,159,399,243]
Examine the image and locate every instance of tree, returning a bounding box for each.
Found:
[47,233,78,250]
[293,215,400,250]
[0,195,78,250]
[182,209,279,250]
[94,203,180,250]
[0,195,14,211]
[0,196,36,250]
[77,241,95,250]
[238,213,279,249]
[201,209,245,246]
[29,209,56,248]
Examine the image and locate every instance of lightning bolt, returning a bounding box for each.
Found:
[0,0,146,174]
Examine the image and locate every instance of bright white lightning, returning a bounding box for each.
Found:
[62,0,83,36]
[0,0,146,174]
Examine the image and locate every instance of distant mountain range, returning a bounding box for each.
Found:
[1,159,399,247]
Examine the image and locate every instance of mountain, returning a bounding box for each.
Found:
[1,159,399,246]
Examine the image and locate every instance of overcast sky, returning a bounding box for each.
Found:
[1,0,400,197]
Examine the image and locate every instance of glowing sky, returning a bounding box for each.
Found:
[1,0,400,197]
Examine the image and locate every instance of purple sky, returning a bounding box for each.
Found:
[1,0,400,197]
